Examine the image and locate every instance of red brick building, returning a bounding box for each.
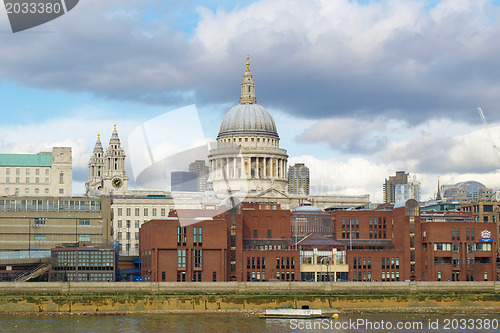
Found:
[332,200,497,282]
[139,202,299,282]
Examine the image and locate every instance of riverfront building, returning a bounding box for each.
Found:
[139,201,299,282]
[50,242,115,282]
[0,196,112,252]
[333,200,497,282]
[0,147,72,197]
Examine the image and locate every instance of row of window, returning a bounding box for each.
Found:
[4,168,50,176]
[276,257,295,269]
[0,199,101,212]
[353,257,372,270]
[247,257,266,269]
[247,271,266,281]
[4,187,57,194]
[381,257,400,269]
[341,231,359,239]
[369,217,387,229]
[32,234,91,242]
[433,242,492,252]
[116,232,139,240]
[177,227,203,246]
[115,220,143,229]
[369,230,387,239]
[451,228,476,241]
[252,229,272,238]
[116,207,169,217]
[2,177,50,184]
[177,249,203,268]
[341,217,360,229]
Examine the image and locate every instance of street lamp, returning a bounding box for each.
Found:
[63,262,68,282]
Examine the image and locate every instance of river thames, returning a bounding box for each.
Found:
[0,312,497,332]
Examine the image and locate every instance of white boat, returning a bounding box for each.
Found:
[260,309,328,319]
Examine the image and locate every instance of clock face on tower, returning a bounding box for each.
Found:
[112,177,123,188]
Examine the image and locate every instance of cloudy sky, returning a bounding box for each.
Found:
[1,0,500,202]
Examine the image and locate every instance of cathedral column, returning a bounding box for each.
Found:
[256,157,260,178]
[263,157,267,178]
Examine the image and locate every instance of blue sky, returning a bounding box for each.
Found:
[1,0,500,202]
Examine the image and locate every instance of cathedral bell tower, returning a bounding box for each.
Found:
[86,134,105,195]
[102,125,129,195]
[87,125,129,196]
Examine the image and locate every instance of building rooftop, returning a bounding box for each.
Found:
[0,154,52,167]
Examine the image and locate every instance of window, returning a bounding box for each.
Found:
[117,232,122,240]
[117,220,122,228]
[6,168,9,175]
[126,220,131,228]
[35,168,39,175]
[144,208,148,216]
[34,234,45,241]
[194,249,202,268]
[59,172,64,184]
[177,227,186,246]
[452,258,460,268]
[152,208,157,216]
[135,232,138,239]
[161,272,166,282]
[59,189,64,194]
[34,218,46,225]
[212,272,217,282]
[25,177,29,183]
[381,257,385,269]
[471,229,475,240]
[135,208,140,216]
[16,168,20,175]
[79,219,90,226]
[161,208,166,216]
[45,169,49,175]
[126,232,130,240]
[178,249,186,268]
[5,177,9,183]
[253,230,257,238]
[117,208,122,216]
[135,220,140,228]
[267,230,272,238]
[126,208,131,216]
[79,234,90,242]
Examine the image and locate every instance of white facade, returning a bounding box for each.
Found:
[0,147,72,197]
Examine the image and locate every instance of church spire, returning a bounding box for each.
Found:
[436,176,442,201]
[239,55,256,104]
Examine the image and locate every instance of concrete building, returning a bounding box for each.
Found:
[0,147,72,197]
[171,171,198,192]
[383,171,408,204]
[288,163,310,195]
[139,202,300,282]
[0,196,112,252]
[50,242,115,282]
[188,160,210,192]
[395,175,420,202]
[442,181,492,203]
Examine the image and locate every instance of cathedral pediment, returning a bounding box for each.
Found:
[255,187,289,199]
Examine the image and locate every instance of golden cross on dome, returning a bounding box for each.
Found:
[246,55,250,71]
